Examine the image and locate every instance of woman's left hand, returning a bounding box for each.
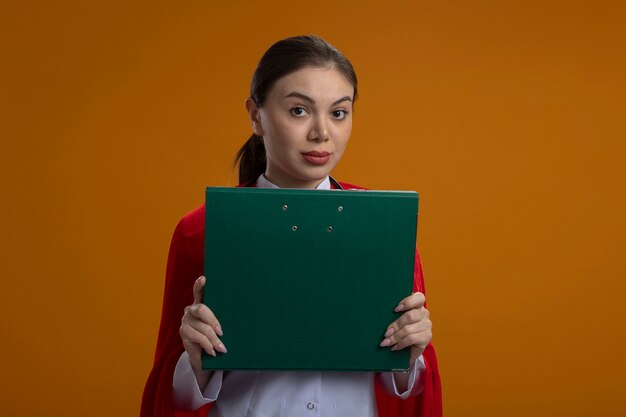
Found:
[380,292,432,364]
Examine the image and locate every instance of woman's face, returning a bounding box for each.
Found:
[246,66,354,188]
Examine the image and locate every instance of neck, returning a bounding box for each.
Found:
[263,173,327,189]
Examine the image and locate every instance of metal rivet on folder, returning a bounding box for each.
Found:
[337,206,343,212]
[327,226,333,232]
[282,205,288,211]
[292,225,298,231]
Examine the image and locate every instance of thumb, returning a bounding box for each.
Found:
[193,276,205,304]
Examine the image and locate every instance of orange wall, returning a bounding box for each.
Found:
[1,1,625,416]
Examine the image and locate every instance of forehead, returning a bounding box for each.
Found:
[270,66,354,101]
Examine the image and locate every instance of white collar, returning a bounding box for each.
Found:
[256,175,331,190]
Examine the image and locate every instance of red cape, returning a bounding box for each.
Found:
[141,181,442,417]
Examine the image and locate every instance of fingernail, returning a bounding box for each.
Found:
[391,345,399,351]
[384,328,394,338]
[215,325,223,337]
[209,349,216,357]
[217,343,227,353]
[380,338,391,347]
[394,303,405,312]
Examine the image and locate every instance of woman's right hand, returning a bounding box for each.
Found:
[179,276,227,379]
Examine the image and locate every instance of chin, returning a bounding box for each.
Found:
[299,168,332,182]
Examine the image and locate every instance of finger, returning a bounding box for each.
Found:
[193,276,205,304]
[395,292,426,312]
[188,304,224,337]
[380,308,429,346]
[191,276,224,337]
[188,318,228,354]
[383,307,429,341]
[396,307,429,329]
[181,325,217,357]
[391,329,432,351]
[382,319,432,347]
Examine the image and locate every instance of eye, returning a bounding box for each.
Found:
[290,106,308,118]
[331,110,348,120]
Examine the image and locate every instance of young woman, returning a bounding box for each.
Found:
[141,35,442,417]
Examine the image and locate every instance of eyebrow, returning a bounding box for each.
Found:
[285,92,352,106]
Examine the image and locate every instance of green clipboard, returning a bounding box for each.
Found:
[202,187,418,372]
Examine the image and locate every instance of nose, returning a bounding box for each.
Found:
[307,115,330,142]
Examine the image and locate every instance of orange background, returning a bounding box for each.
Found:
[1,1,625,416]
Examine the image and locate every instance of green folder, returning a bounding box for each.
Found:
[202,187,418,372]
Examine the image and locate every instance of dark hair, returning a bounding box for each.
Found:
[234,35,358,185]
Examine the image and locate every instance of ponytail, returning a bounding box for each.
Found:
[234,133,266,185]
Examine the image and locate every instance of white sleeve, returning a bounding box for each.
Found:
[172,351,224,411]
[378,355,426,399]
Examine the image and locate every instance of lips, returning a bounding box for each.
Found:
[302,151,331,165]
